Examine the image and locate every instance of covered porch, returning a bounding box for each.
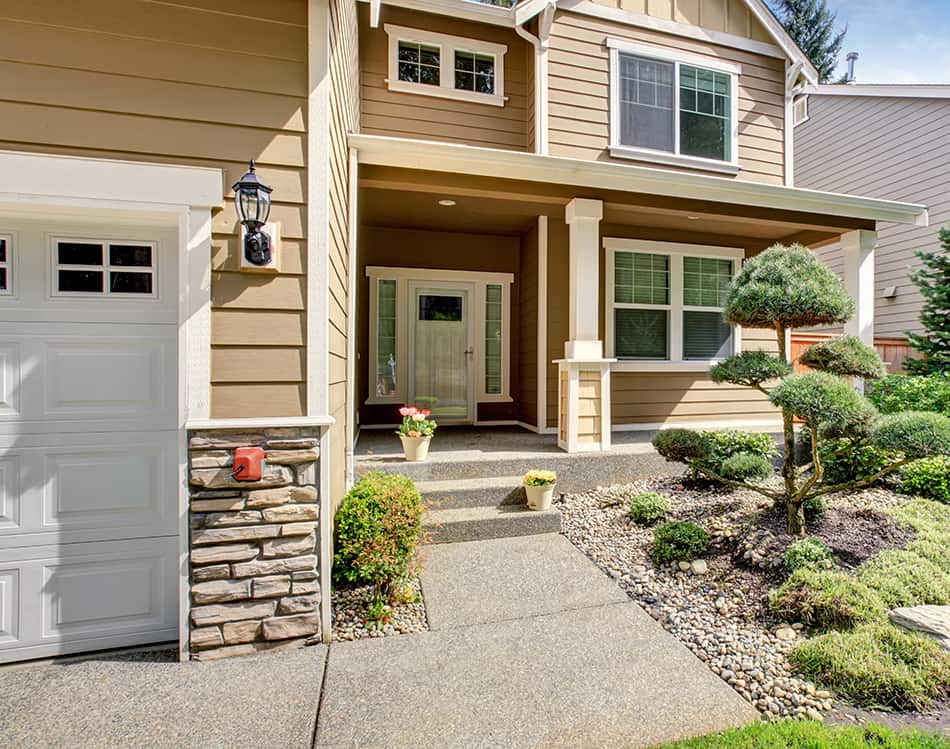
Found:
[349,134,927,455]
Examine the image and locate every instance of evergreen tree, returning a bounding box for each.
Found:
[769,0,847,83]
[905,228,950,374]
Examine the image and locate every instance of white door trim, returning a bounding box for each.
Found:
[408,281,477,424]
[0,150,222,662]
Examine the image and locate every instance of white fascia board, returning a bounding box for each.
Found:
[515,0,554,26]
[804,84,950,99]
[743,0,819,84]
[356,0,516,27]
[349,133,929,227]
[0,150,223,209]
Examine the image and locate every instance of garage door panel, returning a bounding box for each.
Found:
[0,342,20,419]
[0,537,178,662]
[0,431,179,546]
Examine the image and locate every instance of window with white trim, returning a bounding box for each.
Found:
[384,24,507,107]
[52,238,156,297]
[608,38,740,172]
[606,239,742,366]
[0,235,10,295]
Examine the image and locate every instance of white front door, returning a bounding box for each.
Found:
[0,216,180,663]
[409,283,475,423]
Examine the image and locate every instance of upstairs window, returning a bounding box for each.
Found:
[385,24,507,107]
[608,38,740,173]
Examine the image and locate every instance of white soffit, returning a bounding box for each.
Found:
[349,133,928,227]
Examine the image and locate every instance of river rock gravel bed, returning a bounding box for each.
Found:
[331,578,428,641]
[559,477,909,721]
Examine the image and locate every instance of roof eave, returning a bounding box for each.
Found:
[348,134,929,228]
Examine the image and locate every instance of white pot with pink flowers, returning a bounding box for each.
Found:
[396,406,438,462]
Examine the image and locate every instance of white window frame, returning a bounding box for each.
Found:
[607,37,741,175]
[0,233,12,296]
[384,24,508,107]
[793,95,809,125]
[50,236,158,300]
[365,266,513,407]
[605,238,743,372]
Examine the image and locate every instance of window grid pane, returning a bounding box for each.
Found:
[615,308,668,359]
[618,54,675,152]
[484,284,503,394]
[682,256,732,307]
[683,310,732,360]
[398,41,441,86]
[455,51,494,94]
[375,280,398,398]
[679,64,731,161]
[614,251,669,306]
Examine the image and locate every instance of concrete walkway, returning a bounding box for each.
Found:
[315,534,757,748]
[1,534,756,748]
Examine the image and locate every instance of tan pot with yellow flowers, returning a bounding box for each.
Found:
[523,470,556,511]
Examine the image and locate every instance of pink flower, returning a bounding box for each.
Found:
[421,409,431,417]
[398,406,416,417]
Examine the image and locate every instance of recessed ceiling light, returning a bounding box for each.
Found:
[687,215,700,220]
[438,199,457,207]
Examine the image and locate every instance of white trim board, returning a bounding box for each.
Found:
[804,84,950,99]
[349,133,928,227]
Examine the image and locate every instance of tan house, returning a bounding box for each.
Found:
[794,84,950,370]
[0,0,926,664]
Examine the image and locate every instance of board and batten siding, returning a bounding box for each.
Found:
[546,10,787,184]
[585,0,773,41]
[328,0,361,505]
[0,0,310,417]
[795,94,950,338]
[358,5,530,151]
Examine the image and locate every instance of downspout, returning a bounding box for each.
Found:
[514,1,555,155]
[345,146,359,489]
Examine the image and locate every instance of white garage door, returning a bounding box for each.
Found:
[0,217,180,663]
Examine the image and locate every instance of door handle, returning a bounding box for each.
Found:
[463,347,474,356]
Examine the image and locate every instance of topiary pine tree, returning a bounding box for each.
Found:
[652,244,950,536]
[904,228,950,374]
[769,0,847,83]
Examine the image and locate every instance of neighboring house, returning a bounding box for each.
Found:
[0,0,926,665]
[794,84,950,370]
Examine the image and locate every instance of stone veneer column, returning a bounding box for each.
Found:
[187,428,321,659]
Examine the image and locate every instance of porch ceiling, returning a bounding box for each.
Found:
[359,165,874,250]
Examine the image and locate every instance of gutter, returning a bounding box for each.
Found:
[349,133,929,227]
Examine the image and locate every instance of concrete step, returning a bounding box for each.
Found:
[417,476,527,510]
[356,451,673,493]
[423,504,561,545]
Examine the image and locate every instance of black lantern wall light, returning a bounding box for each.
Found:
[232,160,274,267]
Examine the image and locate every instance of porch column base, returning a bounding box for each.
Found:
[555,358,615,453]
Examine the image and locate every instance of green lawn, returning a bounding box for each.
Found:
[656,720,949,748]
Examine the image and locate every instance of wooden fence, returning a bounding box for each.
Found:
[790,333,916,375]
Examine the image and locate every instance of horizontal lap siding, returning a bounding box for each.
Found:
[795,94,950,338]
[547,11,786,185]
[0,0,309,417]
[358,6,529,150]
[329,0,361,505]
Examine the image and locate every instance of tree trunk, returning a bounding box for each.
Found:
[787,499,806,537]
[776,323,798,525]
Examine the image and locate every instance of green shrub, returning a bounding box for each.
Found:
[798,335,887,380]
[650,521,709,565]
[872,411,950,459]
[657,719,949,749]
[868,373,950,416]
[791,624,950,711]
[770,371,878,434]
[816,437,895,485]
[857,550,950,608]
[769,568,885,630]
[783,538,835,574]
[628,492,671,525]
[719,452,773,481]
[333,471,424,598]
[652,429,712,464]
[901,456,950,503]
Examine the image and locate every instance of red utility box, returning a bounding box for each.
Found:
[233,446,265,481]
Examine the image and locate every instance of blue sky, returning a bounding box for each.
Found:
[802,0,950,84]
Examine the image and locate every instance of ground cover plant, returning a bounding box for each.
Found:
[782,537,834,573]
[650,520,709,565]
[651,243,950,535]
[901,456,950,503]
[657,719,949,749]
[629,492,671,525]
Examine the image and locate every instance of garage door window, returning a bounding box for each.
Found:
[53,239,155,297]
[0,235,10,294]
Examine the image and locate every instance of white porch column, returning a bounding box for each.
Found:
[565,198,604,359]
[558,198,614,453]
[842,229,876,346]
